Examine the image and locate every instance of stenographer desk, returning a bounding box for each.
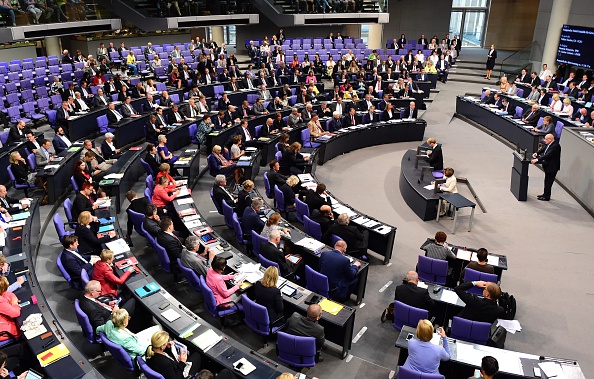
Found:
[395,325,586,379]
[455,96,543,156]
[314,119,427,165]
[235,148,262,181]
[36,142,84,205]
[5,201,99,378]
[99,146,147,213]
[399,149,441,221]
[172,147,201,187]
[172,199,357,359]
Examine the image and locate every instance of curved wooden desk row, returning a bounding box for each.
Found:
[7,201,98,378]
[399,149,441,221]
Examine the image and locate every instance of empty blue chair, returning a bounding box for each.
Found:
[127,209,146,238]
[70,176,79,192]
[392,300,429,330]
[222,200,235,229]
[140,158,154,176]
[145,175,154,192]
[252,230,268,257]
[276,332,316,368]
[198,275,242,327]
[177,258,202,292]
[305,265,329,297]
[555,121,564,139]
[74,299,102,344]
[463,268,498,295]
[295,198,309,224]
[154,242,171,273]
[417,255,448,285]
[98,332,136,372]
[263,172,273,199]
[303,215,322,241]
[81,268,90,288]
[232,213,250,248]
[64,198,76,228]
[188,123,198,144]
[53,214,74,243]
[450,316,491,345]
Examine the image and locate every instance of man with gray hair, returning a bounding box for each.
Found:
[180,235,215,278]
[287,107,302,126]
[393,270,434,312]
[242,197,265,235]
[77,280,136,332]
[212,174,236,209]
[260,229,295,278]
[322,213,369,259]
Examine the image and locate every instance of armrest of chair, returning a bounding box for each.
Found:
[217,300,239,311]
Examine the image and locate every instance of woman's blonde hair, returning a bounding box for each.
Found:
[78,211,92,226]
[112,308,129,328]
[146,331,170,359]
[563,98,571,105]
[242,180,254,191]
[0,277,8,294]
[552,93,560,101]
[416,319,434,342]
[100,249,114,262]
[212,145,222,154]
[277,373,295,379]
[157,134,166,143]
[266,212,281,227]
[159,163,170,172]
[261,266,279,288]
[9,152,20,165]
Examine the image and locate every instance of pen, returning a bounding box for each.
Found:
[42,338,55,349]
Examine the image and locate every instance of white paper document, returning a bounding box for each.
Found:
[487,255,500,266]
[104,173,124,179]
[417,281,428,289]
[440,289,462,305]
[294,237,325,252]
[161,309,181,322]
[176,198,194,205]
[105,239,130,254]
[496,319,522,334]
[424,184,435,190]
[538,362,566,379]
[351,217,370,226]
[297,173,314,182]
[456,248,472,261]
[178,186,191,197]
[374,225,392,235]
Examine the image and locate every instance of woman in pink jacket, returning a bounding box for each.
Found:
[0,277,21,341]
[205,257,241,307]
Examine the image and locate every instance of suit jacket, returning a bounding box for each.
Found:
[328,117,343,132]
[522,109,541,126]
[72,192,94,221]
[60,249,92,287]
[530,77,540,88]
[287,114,302,126]
[253,103,268,115]
[403,107,418,119]
[305,189,330,213]
[268,170,288,189]
[100,140,119,160]
[94,95,109,107]
[544,80,558,91]
[535,140,561,173]
[144,152,161,175]
[254,281,284,322]
[52,135,70,154]
[146,349,187,379]
[157,231,184,262]
[427,144,444,171]
[75,225,107,255]
[343,113,357,127]
[455,282,504,324]
[34,148,51,167]
[120,103,137,118]
[106,109,123,124]
[260,241,293,277]
[78,294,111,332]
[319,249,358,299]
[180,248,209,278]
[6,126,24,146]
[381,109,398,121]
[567,87,579,98]
[310,209,333,235]
[0,194,20,209]
[242,207,264,236]
[394,281,435,312]
[322,223,366,251]
[143,217,161,238]
[212,185,236,209]
[286,312,325,352]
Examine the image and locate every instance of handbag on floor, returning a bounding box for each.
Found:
[380,302,394,322]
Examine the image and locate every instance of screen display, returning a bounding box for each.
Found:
[557,24,594,69]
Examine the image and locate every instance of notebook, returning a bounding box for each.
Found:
[134,282,160,298]
[37,343,70,367]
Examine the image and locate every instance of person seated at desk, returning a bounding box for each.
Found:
[261,211,291,240]
[106,102,124,125]
[152,177,180,215]
[34,139,57,168]
[307,114,330,141]
[533,115,554,134]
[526,86,540,102]
[180,236,214,278]
[403,319,450,375]
[229,135,245,162]
[462,248,495,280]
[521,104,541,126]
[454,281,504,324]
[0,185,27,213]
[94,88,110,107]
[92,249,135,297]
[0,339,39,379]
[145,330,203,379]
[260,230,296,279]
[60,235,99,289]
[328,111,343,132]
[206,257,241,307]
[425,137,444,171]
[254,266,284,325]
[157,217,184,265]
[320,240,361,303]
[279,175,299,209]
[322,213,369,259]
[480,89,494,104]
[8,152,35,188]
[0,276,21,343]
[52,126,72,154]
[24,132,40,155]
[276,134,290,155]
[304,183,331,213]
[472,356,499,379]
[393,271,435,313]
[425,231,456,277]
[212,174,237,210]
[96,309,151,361]
[549,93,563,112]
[280,142,309,176]
[209,145,239,183]
[144,143,163,177]
[120,96,138,118]
[286,304,325,362]
[157,135,178,165]
[268,159,288,189]
[403,101,418,119]
[560,98,573,116]
[83,151,108,182]
[243,197,265,236]
[143,204,161,238]
[156,163,183,193]
[75,211,115,255]
[79,280,134,333]
[310,205,334,235]
[381,102,398,121]
[235,180,253,218]
[6,121,27,146]
[537,88,548,106]
[72,183,102,220]
[101,133,122,160]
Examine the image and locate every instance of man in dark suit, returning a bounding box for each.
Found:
[418,34,429,48]
[145,116,164,144]
[260,230,294,278]
[79,280,136,332]
[358,94,374,111]
[156,217,184,265]
[529,72,540,88]
[394,271,435,313]
[94,88,109,107]
[531,133,561,201]
[144,144,161,176]
[566,81,579,98]
[106,103,124,125]
[521,104,541,126]
[454,281,504,324]
[242,198,265,236]
[517,69,531,84]
[56,101,74,136]
[426,137,444,171]
[268,160,288,189]
[322,213,368,259]
[212,174,236,209]
[343,107,357,127]
[310,205,334,235]
[60,235,95,290]
[328,112,343,132]
[286,305,325,362]
[319,240,361,302]
[0,184,24,212]
[403,101,418,119]
[304,184,331,213]
[143,204,161,238]
[6,120,27,146]
[543,76,558,91]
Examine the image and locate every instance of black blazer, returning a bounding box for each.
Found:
[305,189,330,213]
[403,107,418,119]
[268,170,288,189]
[143,217,161,238]
[106,109,122,124]
[157,231,184,261]
[427,144,444,171]
[254,281,284,323]
[7,126,25,146]
[260,241,293,277]
[380,110,398,121]
[242,207,264,235]
[279,183,296,207]
[535,140,561,173]
[322,223,366,251]
[394,281,435,313]
[75,225,107,255]
[310,209,333,235]
[236,189,252,218]
[213,185,235,209]
[144,152,161,176]
[100,140,119,160]
[146,351,187,379]
[10,162,31,185]
[279,150,306,176]
[72,192,94,221]
[78,294,111,332]
[455,282,504,324]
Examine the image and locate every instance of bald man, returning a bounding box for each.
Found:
[286,304,325,362]
[531,133,561,201]
[319,240,361,302]
[393,271,434,312]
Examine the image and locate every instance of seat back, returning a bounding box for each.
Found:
[514,106,523,118]
[331,234,342,246]
[232,213,247,245]
[0,131,9,145]
[295,197,309,223]
[210,188,224,215]
[303,215,322,241]
[392,300,429,330]
[417,255,448,285]
[398,365,444,379]
[263,172,272,199]
[136,356,165,379]
[154,242,171,272]
[258,254,280,271]
[276,332,316,368]
[463,268,498,294]
[222,200,235,229]
[145,175,154,192]
[81,268,90,287]
[140,158,154,176]
[450,316,491,345]
[241,294,271,336]
[74,299,100,344]
[198,276,218,318]
[53,214,71,243]
[98,332,135,371]
[70,176,79,192]
[251,230,268,257]
[305,265,329,297]
[177,258,202,292]
[127,209,146,238]
[56,252,74,288]
[26,153,36,170]
[64,198,75,227]
[274,185,287,212]
[555,121,563,139]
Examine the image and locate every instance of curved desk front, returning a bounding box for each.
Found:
[399,149,441,221]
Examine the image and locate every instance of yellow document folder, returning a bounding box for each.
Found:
[319,298,343,315]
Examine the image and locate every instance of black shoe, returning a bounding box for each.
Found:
[317,354,324,362]
[538,197,550,201]
[537,194,545,198]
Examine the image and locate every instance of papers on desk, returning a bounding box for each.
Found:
[192,329,222,352]
[351,216,370,226]
[297,173,314,183]
[176,197,194,205]
[439,289,463,305]
[374,225,392,235]
[539,362,567,378]
[233,358,256,375]
[333,205,357,218]
[44,164,60,170]
[319,298,343,315]
[456,343,491,366]
[317,135,332,141]
[496,319,522,334]
[161,309,181,322]
[456,248,472,261]
[238,156,251,161]
[184,219,204,229]
[104,173,124,180]
[417,281,428,289]
[178,186,191,198]
[105,239,130,255]
[238,263,264,283]
[294,237,325,252]
[7,220,27,228]
[515,120,525,125]
[423,184,435,190]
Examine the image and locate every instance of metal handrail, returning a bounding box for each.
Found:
[498,41,537,78]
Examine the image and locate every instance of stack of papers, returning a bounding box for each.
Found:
[496,319,522,334]
[161,309,181,322]
[176,198,194,205]
[238,263,264,283]
[294,238,325,252]
[297,173,314,183]
[104,173,124,179]
[538,362,566,378]
[440,289,463,305]
[192,329,222,352]
[178,186,190,197]
[105,239,130,254]
[239,156,251,161]
[333,205,357,218]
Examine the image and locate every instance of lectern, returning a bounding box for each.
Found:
[511,150,529,201]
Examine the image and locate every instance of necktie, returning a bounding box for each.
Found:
[316,122,323,134]
[232,83,237,91]
[351,115,355,125]
[245,128,252,141]
[243,108,247,117]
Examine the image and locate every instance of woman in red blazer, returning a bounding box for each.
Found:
[0,277,21,341]
[92,249,135,296]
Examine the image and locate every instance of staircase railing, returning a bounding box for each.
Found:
[498,41,538,79]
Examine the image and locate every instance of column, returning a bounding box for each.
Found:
[366,24,383,50]
[211,26,224,46]
[541,0,572,71]
[45,36,61,57]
